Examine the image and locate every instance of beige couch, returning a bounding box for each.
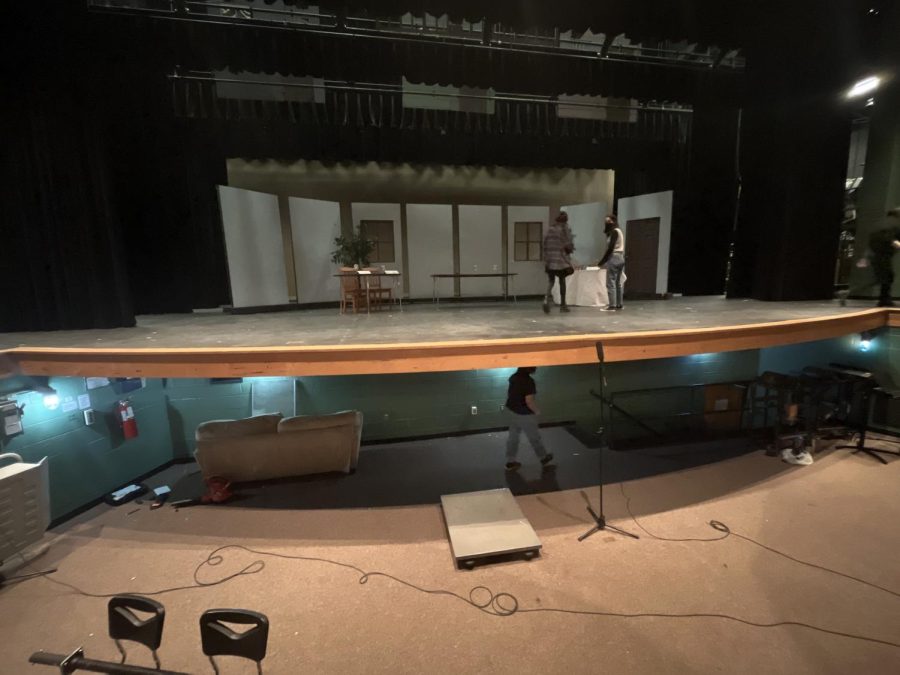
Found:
[194,411,363,482]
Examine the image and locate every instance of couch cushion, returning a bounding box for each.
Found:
[278,410,360,434]
[196,413,283,441]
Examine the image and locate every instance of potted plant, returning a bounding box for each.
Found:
[330,231,375,268]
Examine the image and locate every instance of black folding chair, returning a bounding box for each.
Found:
[200,609,269,675]
[108,594,166,669]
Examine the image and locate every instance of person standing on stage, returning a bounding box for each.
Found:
[504,367,554,471]
[598,214,625,311]
[867,208,900,307]
[542,212,574,314]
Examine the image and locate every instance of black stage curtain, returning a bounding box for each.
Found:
[105,64,231,315]
[728,3,855,301]
[4,5,231,331]
[613,99,740,297]
[667,102,740,296]
[173,82,691,170]
[1,91,135,332]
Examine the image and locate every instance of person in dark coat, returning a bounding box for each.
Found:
[867,208,900,307]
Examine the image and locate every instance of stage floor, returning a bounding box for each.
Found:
[0,297,884,349]
[2,298,895,377]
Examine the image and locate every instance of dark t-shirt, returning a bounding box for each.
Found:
[506,371,536,415]
[869,224,900,256]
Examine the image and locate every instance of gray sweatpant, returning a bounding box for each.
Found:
[505,408,549,460]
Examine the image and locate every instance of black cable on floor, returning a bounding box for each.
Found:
[617,483,900,600]
[36,543,900,651]
[0,568,58,587]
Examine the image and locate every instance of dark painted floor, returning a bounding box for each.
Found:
[168,427,761,510]
[0,296,877,349]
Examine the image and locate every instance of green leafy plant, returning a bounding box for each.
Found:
[330,231,375,267]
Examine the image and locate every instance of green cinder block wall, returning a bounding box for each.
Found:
[2,378,172,520]
[3,329,896,522]
[165,378,253,459]
[294,350,760,442]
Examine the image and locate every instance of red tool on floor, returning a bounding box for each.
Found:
[170,476,234,508]
[201,476,233,504]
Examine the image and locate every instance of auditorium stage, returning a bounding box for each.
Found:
[2,298,897,378]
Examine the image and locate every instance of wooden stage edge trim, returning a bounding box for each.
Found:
[2,308,897,378]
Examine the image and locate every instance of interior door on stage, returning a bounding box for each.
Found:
[406,204,453,299]
[217,185,289,308]
[459,205,503,297]
[508,206,549,295]
[623,217,660,297]
[616,190,672,296]
[289,197,341,304]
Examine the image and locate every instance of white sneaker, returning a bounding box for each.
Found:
[781,448,813,466]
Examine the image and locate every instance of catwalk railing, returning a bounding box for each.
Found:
[85,1,745,71]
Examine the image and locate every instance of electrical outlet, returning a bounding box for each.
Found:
[471,406,478,415]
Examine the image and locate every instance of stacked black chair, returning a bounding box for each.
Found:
[831,363,900,463]
[108,594,166,669]
[200,609,270,674]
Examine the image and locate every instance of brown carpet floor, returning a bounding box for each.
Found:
[3,438,900,674]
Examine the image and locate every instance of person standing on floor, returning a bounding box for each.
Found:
[504,367,554,471]
[542,212,574,314]
[867,208,900,307]
[598,214,625,311]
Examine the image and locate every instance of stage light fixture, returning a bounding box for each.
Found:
[858,331,874,352]
[847,76,880,98]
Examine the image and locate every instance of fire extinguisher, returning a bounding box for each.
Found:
[117,400,139,440]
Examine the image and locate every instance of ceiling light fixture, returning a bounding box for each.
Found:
[847,76,880,98]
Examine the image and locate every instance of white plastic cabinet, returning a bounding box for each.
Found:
[0,453,50,564]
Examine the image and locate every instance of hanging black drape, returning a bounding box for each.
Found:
[171,23,742,106]
[728,3,856,300]
[1,7,137,332]
[104,65,230,315]
[3,4,231,331]
[1,92,135,332]
[667,100,741,295]
[173,80,692,170]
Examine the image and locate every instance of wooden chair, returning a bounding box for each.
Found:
[364,267,393,310]
[339,268,367,314]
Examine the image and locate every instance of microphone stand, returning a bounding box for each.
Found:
[578,341,639,542]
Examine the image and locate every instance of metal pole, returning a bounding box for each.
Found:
[30,648,189,675]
